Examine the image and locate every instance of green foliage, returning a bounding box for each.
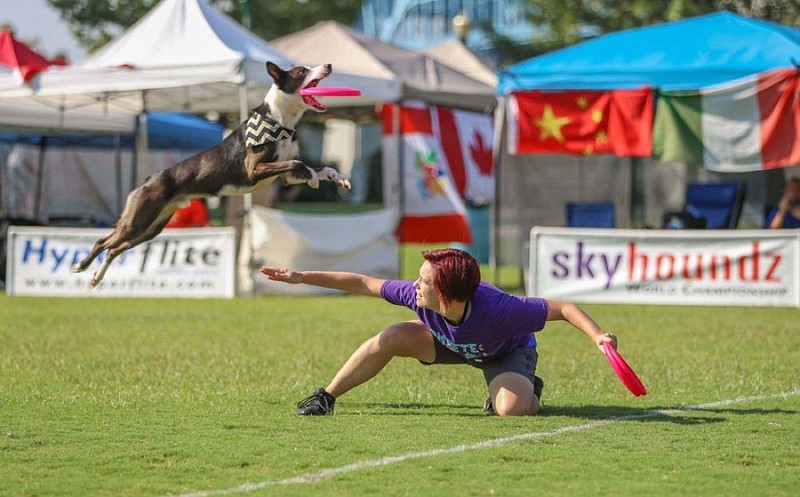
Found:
[502,0,800,62]
[46,0,362,54]
[235,0,362,40]
[47,0,161,52]
[1,294,798,496]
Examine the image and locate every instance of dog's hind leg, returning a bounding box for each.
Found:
[72,232,115,273]
[76,175,179,285]
[87,214,174,288]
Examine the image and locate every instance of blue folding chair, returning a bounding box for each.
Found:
[684,182,745,229]
[566,202,616,228]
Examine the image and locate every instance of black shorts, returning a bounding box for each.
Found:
[423,338,539,387]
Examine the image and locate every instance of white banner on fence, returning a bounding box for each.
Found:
[528,227,800,307]
[238,206,399,295]
[6,226,236,298]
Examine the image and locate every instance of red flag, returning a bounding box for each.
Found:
[432,106,494,204]
[382,103,472,244]
[507,88,653,157]
[0,30,56,82]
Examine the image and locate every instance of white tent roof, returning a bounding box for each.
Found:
[0,0,296,117]
[422,39,498,88]
[271,21,495,112]
[82,0,284,71]
[0,100,134,132]
[0,0,409,118]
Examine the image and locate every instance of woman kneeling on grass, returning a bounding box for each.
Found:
[260,248,617,417]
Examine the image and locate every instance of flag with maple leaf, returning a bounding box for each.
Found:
[432,106,494,205]
[506,88,654,157]
[382,102,473,244]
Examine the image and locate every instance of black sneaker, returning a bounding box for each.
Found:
[534,375,544,400]
[483,376,544,413]
[297,388,336,416]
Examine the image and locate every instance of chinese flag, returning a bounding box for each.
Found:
[507,88,653,157]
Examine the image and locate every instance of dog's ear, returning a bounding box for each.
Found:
[266,61,284,83]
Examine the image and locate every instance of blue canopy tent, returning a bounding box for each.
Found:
[0,112,223,224]
[0,112,223,150]
[498,11,800,93]
[491,12,800,271]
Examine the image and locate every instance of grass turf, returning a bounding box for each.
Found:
[1,294,798,497]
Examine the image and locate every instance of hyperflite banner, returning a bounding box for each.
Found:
[528,227,800,307]
[6,226,236,298]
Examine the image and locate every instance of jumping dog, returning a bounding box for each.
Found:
[72,61,351,287]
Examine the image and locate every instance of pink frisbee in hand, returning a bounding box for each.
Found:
[300,87,362,97]
[603,343,647,397]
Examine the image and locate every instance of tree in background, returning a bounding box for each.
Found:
[488,0,800,64]
[47,0,800,65]
[527,0,798,46]
[47,0,361,54]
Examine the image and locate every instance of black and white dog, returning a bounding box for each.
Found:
[72,61,351,287]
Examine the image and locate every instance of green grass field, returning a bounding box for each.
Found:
[1,293,798,497]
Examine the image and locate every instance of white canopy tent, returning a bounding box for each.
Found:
[0,0,294,118]
[422,38,498,89]
[0,1,405,117]
[271,21,495,113]
[0,99,135,133]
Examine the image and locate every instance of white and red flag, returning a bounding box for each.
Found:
[653,68,800,171]
[432,106,495,205]
[382,102,472,244]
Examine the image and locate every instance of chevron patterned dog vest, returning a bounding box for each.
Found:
[245,113,296,149]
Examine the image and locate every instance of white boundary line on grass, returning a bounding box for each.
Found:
[172,390,799,497]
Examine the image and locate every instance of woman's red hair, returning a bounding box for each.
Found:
[422,248,481,307]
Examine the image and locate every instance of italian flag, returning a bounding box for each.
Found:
[653,68,800,171]
[382,102,473,244]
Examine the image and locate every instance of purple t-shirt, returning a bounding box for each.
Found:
[381,280,548,361]
[766,208,800,228]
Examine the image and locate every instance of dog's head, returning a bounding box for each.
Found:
[266,61,332,113]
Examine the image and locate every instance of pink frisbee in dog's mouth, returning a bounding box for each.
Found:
[300,87,362,97]
[603,343,647,397]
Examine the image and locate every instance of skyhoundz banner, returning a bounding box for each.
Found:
[528,227,800,307]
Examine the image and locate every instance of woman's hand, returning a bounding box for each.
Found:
[777,193,792,213]
[260,266,303,284]
[594,332,618,352]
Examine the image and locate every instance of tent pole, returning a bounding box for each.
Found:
[134,92,149,187]
[490,97,506,286]
[239,83,257,296]
[393,102,404,279]
[34,136,48,221]
[114,133,123,215]
[629,157,644,228]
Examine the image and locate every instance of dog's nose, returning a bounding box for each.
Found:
[325,63,332,73]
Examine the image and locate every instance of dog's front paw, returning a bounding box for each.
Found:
[318,167,352,190]
[307,171,320,189]
[281,161,320,189]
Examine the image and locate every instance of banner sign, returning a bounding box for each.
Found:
[528,227,800,307]
[6,226,236,298]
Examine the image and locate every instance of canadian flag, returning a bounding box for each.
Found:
[382,102,473,244]
[432,107,495,205]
